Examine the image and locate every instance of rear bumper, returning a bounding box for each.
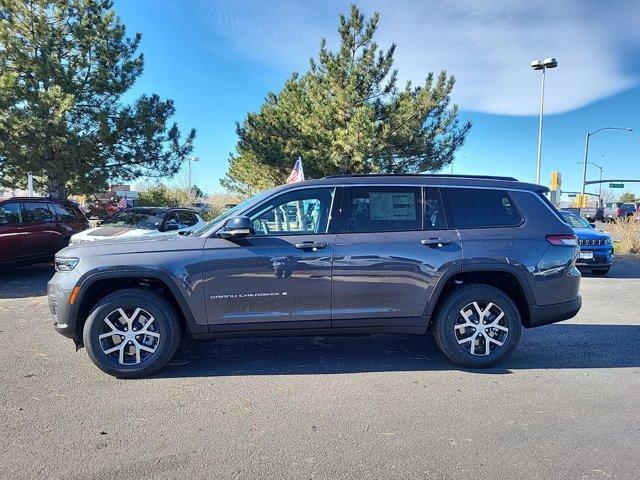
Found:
[527,295,582,328]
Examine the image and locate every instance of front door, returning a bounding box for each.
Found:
[202,187,338,328]
[0,202,26,264]
[332,186,463,327]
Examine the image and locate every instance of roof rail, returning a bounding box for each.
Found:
[322,173,519,181]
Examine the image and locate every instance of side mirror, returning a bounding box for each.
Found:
[0,216,7,225]
[219,216,254,239]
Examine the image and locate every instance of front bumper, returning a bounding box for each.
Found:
[574,246,613,268]
[527,295,582,328]
[47,270,81,340]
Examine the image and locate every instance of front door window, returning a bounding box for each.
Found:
[250,188,335,236]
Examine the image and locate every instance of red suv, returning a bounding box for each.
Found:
[0,197,89,268]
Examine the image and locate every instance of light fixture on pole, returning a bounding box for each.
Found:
[581,128,632,196]
[530,57,558,185]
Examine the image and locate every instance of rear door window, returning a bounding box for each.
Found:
[444,188,523,229]
[22,202,56,223]
[348,186,422,233]
[0,202,22,225]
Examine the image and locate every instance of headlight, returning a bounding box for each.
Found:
[54,257,79,272]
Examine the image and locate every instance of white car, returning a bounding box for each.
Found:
[69,207,205,245]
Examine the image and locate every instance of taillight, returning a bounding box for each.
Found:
[546,234,578,246]
[616,207,622,216]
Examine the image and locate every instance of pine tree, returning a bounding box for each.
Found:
[222,4,470,196]
[0,0,196,198]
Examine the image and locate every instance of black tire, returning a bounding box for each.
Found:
[591,267,610,276]
[433,284,522,368]
[83,288,181,378]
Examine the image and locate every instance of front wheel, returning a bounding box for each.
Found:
[83,288,181,378]
[433,284,522,368]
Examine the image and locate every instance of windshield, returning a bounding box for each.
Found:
[560,211,591,229]
[190,187,279,236]
[102,209,166,229]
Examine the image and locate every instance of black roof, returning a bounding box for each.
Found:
[283,174,547,193]
[2,196,77,203]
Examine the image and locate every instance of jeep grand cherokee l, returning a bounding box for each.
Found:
[48,174,582,378]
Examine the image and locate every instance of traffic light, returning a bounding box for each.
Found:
[550,171,561,191]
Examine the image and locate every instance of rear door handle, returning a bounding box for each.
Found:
[294,242,327,251]
[421,238,452,247]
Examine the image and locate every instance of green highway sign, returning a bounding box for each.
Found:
[609,183,624,188]
[567,194,577,197]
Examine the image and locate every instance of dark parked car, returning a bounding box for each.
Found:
[559,210,613,275]
[48,174,582,378]
[0,197,89,268]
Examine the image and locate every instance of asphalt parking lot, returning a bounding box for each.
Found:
[1,259,639,480]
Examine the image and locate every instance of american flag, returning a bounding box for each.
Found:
[285,157,305,184]
[117,197,128,210]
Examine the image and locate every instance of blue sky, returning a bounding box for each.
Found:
[114,0,640,198]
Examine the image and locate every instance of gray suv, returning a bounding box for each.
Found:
[48,174,582,378]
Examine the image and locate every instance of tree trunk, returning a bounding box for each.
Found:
[48,173,68,199]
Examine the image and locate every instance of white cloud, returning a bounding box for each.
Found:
[180,0,640,115]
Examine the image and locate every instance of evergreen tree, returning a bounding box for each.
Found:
[0,0,196,198]
[222,4,470,196]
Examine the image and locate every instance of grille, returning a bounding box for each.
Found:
[578,238,607,246]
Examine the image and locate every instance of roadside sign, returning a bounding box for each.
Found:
[609,183,624,188]
[567,194,577,197]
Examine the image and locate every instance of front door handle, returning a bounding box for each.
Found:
[294,242,327,251]
[421,238,452,248]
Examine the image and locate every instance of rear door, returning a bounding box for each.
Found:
[331,185,462,327]
[202,187,338,327]
[0,202,26,264]
[21,201,61,258]
[441,187,525,263]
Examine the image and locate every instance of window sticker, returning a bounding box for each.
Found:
[369,192,416,221]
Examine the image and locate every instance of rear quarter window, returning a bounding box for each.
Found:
[444,188,523,229]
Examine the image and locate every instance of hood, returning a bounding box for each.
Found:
[72,226,161,241]
[573,227,611,241]
[59,232,207,258]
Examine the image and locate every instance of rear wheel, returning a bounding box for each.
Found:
[591,267,610,276]
[433,284,522,368]
[83,288,181,378]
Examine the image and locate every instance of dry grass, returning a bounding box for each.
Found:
[205,193,241,221]
[609,218,640,254]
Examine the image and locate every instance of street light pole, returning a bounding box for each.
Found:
[184,156,199,192]
[581,127,633,195]
[531,58,557,185]
[535,68,545,185]
[598,155,604,201]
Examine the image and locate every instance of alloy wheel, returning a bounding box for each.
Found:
[98,307,160,365]
[454,301,509,356]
